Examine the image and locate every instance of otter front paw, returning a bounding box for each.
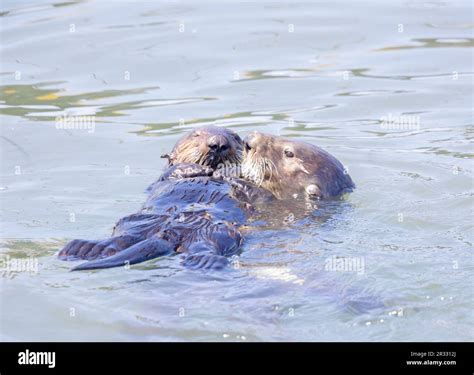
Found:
[160,163,213,181]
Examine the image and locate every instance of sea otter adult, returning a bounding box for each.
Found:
[241,132,355,200]
[162,125,243,169]
[58,126,272,271]
[58,128,354,271]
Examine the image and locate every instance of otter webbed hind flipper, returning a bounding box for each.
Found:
[58,239,99,261]
[58,235,142,261]
[71,238,175,271]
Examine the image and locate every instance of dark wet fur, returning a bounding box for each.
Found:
[58,163,270,271]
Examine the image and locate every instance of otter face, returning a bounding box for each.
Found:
[163,126,243,170]
[241,132,354,200]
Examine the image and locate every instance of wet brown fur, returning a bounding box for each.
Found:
[241,132,355,200]
[163,126,243,170]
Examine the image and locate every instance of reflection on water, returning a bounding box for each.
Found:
[374,37,474,51]
[1,0,473,342]
[349,68,474,81]
[238,68,317,81]
[0,83,170,120]
[134,111,286,136]
[336,90,414,96]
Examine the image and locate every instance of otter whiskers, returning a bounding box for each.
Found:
[242,151,278,188]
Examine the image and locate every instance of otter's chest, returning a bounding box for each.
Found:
[141,177,248,225]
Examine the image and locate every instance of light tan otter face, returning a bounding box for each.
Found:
[163,126,243,170]
[241,132,354,200]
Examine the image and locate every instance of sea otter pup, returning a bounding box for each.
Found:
[241,132,355,200]
[58,126,271,271]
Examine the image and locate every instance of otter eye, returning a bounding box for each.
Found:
[284,149,294,158]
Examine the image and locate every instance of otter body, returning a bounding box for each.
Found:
[60,163,265,271]
[58,126,355,271]
[58,126,274,271]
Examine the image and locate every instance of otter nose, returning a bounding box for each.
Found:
[207,136,229,153]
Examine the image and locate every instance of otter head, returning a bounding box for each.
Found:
[162,126,243,170]
[241,132,354,200]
